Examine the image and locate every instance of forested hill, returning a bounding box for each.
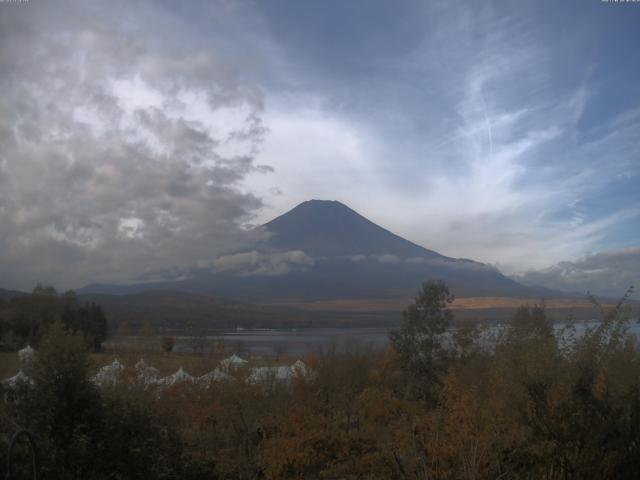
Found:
[0,288,25,301]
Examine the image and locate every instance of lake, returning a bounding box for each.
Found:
[106,318,640,357]
[168,318,640,357]
[176,327,392,356]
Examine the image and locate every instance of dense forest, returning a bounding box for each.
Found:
[0,286,108,351]
[1,281,639,479]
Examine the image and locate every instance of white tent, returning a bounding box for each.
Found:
[276,366,292,381]
[249,365,292,383]
[159,367,194,386]
[248,367,273,383]
[17,345,36,364]
[3,370,34,388]
[94,358,124,386]
[197,368,229,387]
[220,354,248,370]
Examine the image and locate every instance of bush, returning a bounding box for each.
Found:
[161,335,176,353]
[3,321,183,479]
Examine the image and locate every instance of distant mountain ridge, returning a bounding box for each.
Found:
[0,288,26,301]
[79,199,562,302]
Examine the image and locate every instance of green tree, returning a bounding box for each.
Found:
[4,320,184,478]
[389,280,454,402]
[2,286,108,351]
[61,292,109,351]
[15,321,104,478]
[8,285,60,347]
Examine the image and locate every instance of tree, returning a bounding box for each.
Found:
[161,335,176,353]
[505,303,554,344]
[60,293,109,351]
[2,287,109,351]
[85,302,108,351]
[389,280,454,402]
[5,320,184,478]
[8,285,61,347]
[15,321,104,478]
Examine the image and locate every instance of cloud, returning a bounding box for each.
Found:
[212,250,314,276]
[512,248,640,297]
[1,0,638,293]
[0,1,272,289]
[343,253,497,272]
[243,97,383,214]
[245,2,639,276]
[377,254,400,264]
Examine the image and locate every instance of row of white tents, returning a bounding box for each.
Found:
[93,355,310,388]
[3,347,310,390]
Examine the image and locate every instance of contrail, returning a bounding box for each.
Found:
[479,89,493,156]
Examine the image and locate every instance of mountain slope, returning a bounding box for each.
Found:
[264,200,445,258]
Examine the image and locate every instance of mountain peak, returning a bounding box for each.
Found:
[300,199,342,205]
[263,199,444,259]
[294,199,350,211]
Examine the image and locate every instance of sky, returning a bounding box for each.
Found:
[0,0,638,296]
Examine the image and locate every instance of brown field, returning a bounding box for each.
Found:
[0,352,21,381]
[450,297,606,309]
[266,296,613,312]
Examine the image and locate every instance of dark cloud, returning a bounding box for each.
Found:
[512,248,640,297]
[0,0,271,289]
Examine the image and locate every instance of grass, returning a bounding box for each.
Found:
[0,352,21,380]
